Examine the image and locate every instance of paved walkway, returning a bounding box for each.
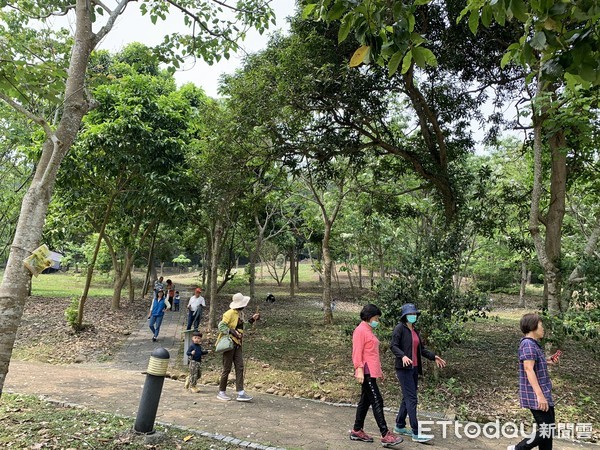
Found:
[109,288,193,372]
[4,292,598,450]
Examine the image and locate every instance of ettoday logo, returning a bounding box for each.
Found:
[418,420,593,442]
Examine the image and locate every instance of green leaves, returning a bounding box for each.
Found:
[338,14,353,43]
[530,31,547,50]
[0,9,71,108]
[388,50,404,76]
[508,0,528,22]
[461,0,600,87]
[300,0,439,75]
[412,47,437,69]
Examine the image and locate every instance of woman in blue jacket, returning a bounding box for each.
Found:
[390,303,447,443]
[148,289,167,342]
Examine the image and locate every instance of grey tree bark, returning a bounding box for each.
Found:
[529,91,565,316]
[0,0,102,395]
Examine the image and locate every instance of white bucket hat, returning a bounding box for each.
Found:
[230,292,251,309]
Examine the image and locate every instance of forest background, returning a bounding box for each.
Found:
[0,0,599,443]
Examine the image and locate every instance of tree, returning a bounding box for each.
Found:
[460,0,600,314]
[0,0,274,396]
[295,158,355,324]
[54,48,191,324]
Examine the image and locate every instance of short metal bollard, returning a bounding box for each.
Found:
[134,347,170,434]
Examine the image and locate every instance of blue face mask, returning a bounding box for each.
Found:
[369,320,379,329]
[406,315,418,324]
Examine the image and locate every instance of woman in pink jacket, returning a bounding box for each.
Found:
[350,304,403,446]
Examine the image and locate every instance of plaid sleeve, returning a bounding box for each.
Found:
[519,339,537,361]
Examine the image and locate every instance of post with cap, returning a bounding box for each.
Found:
[134,347,170,434]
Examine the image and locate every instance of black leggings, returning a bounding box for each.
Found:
[353,374,389,436]
[516,407,555,450]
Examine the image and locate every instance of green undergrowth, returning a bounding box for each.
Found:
[0,393,242,449]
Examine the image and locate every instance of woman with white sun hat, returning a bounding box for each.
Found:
[216,292,260,402]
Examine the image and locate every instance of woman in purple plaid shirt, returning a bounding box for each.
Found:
[508,313,557,450]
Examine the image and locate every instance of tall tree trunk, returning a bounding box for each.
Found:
[346,257,355,296]
[322,223,333,324]
[110,250,130,310]
[128,268,134,303]
[208,219,224,329]
[77,192,116,328]
[201,251,207,287]
[289,247,295,299]
[142,224,159,297]
[248,213,266,299]
[333,262,342,296]
[358,251,363,289]
[543,131,567,313]
[529,98,563,316]
[0,0,96,396]
[519,259,527,308]
[295,253,299,288]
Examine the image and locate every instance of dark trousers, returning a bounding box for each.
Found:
[396,367,419,435]
[187,309,202,330]
[515,407,555,450]
[353,374,389,437]
[219,344,244,392]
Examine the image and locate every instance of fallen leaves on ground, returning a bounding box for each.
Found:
[14,296,148,364]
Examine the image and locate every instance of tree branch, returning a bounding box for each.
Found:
[93,0,130,45]
[0,92,56,141]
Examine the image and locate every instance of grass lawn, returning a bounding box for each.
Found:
[30,272,117,297]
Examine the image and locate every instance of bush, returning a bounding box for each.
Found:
[376,277,489,352]
[64,296,80,330]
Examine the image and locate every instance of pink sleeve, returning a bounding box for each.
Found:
[352,326,365,370]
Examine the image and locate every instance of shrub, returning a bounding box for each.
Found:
[64,296,80,330]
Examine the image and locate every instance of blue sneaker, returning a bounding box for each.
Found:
[393,426,413,436]
[412,434,433,443]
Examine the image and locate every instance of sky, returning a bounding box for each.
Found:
[96,1,298,98]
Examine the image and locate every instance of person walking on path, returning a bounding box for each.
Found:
[165,279,176,311]
[350,304,404,447]
[173,290,181,312]
[153,276,164,298]
[216,292,260,402]
[507,313,558,450]
[187,288,206,331]
[148,289,168,342]
[391,303,446,443]
[185,331,209,393]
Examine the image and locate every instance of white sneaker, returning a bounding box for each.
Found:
[507,446,516,450]
[216,391,231,401]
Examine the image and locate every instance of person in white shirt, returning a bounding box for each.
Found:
[187,288,206,331]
